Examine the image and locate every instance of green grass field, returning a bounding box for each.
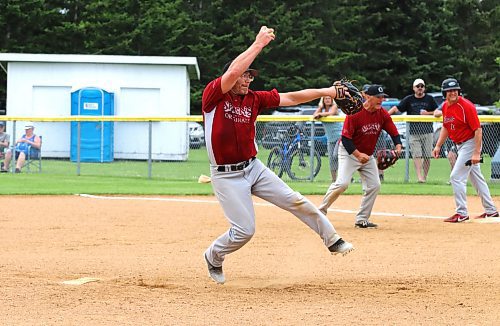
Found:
[0,147,498,196]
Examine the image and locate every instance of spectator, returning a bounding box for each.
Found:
[388,78,438,183]
[0,121,10,163]
[2,123,41,173]
[313,96,342,181]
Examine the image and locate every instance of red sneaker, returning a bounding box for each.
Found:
[444,214,469,223]
[474,212,499,219]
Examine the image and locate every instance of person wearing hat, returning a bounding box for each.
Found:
[318,85,402,229]
[1,123,41,173]
[362,84,389,182]
[432,78,498,223]
[388,78,438,183]
[201,26,354,284]
[0,121,10,162]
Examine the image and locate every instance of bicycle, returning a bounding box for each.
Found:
[266,124,321,180]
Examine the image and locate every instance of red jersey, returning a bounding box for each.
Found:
[441,96,480,144]
[202,77,280,165]
[342,108,399,155]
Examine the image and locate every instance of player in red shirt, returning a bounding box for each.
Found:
[318,85,402,228]
[201,26,354,284]
[432,78,498,223]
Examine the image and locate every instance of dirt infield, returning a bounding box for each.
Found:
[1,195,499,325]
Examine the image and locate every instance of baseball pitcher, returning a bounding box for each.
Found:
[201,26,358,284]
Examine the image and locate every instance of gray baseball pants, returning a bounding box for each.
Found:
[205,158,340,268]
[451,138,497,216]
[318,143,381,224]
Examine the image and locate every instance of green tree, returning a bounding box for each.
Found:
[0,0,498,112]
[0,0,61,103]
[440,0,499,104]
[358,0,447,96]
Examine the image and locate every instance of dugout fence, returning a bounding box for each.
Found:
[1,115,499,184]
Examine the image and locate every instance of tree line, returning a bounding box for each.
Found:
[1,0,498,113]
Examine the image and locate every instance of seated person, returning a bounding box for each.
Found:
[0,121,10,162]
[2,123,41,173]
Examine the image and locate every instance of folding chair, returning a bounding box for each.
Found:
[25,136,42,173]
[0,148,5,170]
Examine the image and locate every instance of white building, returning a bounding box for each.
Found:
[0,53,200,160]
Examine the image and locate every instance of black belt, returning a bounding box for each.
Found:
[216,157,256,172]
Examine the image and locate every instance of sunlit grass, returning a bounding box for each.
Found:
[0,148,497,196]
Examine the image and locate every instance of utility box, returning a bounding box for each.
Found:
[70,87,114,162]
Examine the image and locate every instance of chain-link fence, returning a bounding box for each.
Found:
[257,115,500,183]
[1,116,499,184]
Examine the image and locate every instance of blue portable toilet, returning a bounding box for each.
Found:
[70,87,114,162]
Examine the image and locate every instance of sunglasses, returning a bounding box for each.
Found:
[415,84,425,88]
[240,73,255,81]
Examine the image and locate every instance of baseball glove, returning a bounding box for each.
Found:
[334,79,363,115]
[376,149,399,170]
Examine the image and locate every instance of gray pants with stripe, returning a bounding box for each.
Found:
[318,143,381,224]
[205,158,340,268]
[451,139,497,216]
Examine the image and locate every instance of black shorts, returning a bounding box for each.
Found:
[15,150,40,160]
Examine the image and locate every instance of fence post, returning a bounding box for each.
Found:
[404,122,410,182]
[310,121,315,181]
[10,121,17,172]
[76,121,81,176]
[148,121,152,179]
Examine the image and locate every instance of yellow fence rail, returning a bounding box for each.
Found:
[2,115,500,123]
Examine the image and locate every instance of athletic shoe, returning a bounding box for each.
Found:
[444,214,469,223]
[14,168,21,173]
[328,238,354,256]
[354,220,378,228]
[474,212,499,219]
[204,253,225,284]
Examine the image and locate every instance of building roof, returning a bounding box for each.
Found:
[0,53,200,79]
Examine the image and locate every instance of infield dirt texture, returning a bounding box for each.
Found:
[1,195,499,325]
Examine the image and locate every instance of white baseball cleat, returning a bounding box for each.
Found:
[328,238,354,256]
[204,254,225,284]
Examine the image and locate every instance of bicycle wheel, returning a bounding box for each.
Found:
[288,147,321,180]
[267,146,284,177]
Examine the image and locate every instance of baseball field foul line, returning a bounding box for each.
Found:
[78,194,449,220]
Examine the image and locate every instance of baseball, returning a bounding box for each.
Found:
[264,26,275,37]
